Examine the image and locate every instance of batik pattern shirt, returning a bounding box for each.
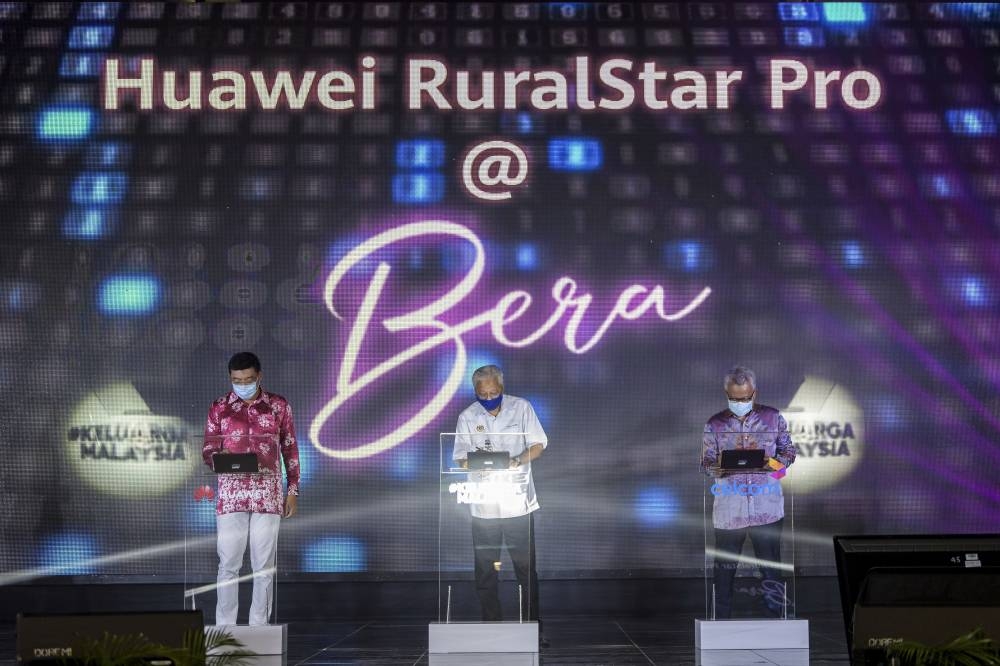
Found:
[701,404,796,530]
[203,390,300,515]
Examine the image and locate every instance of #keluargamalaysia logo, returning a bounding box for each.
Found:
[65,382,198,498]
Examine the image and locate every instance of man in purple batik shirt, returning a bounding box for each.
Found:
[701,366,797,619]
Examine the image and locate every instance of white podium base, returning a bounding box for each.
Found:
[428,622,538,665]
[697,648,810,666]
[207,624,288,656]
[695,618,809,650]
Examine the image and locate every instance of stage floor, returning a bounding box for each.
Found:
[1,612,850,664]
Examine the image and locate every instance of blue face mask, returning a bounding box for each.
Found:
[477,394,502,411]
[233,382,258,401]
[728,396,754,417]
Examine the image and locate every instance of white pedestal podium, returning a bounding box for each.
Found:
[695,618,809,649]
[428,622,539,665]
[207,624,288,656]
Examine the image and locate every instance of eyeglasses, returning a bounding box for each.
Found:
[476,391,501,400]
[725,391,755,402]
[231,376,259,385]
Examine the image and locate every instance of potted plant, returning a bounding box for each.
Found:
[60,626,256,666]
[883,628,1000,666]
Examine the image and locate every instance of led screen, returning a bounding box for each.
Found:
[1,1,999,581]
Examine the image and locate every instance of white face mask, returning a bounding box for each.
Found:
[727,391,755,417]
[233,381,258,400]
[728,399,753,417]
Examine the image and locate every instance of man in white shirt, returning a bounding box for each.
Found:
[453,364,547,625]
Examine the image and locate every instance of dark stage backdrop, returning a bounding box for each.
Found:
[1,1,999,582]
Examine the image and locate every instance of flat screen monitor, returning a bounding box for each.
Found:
[833,534,1000,653]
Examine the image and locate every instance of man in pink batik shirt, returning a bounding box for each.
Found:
[203,351,300,626]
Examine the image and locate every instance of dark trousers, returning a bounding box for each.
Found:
[471,513,540,622]
[712,519,785,619]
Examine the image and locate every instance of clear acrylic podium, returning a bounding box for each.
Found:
[429,432,539,665]
[696,430,809,661]
[185,434,288,656]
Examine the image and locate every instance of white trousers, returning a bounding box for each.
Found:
[215,511,281,626]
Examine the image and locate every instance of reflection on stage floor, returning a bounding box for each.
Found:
[2,612,850,665]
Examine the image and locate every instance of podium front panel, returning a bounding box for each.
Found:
[438,432,536,624]
[702,430,797,620]
[185,434,282,624]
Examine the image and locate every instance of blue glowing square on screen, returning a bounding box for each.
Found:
[0,3,23,20]
[500,113,537,134]
[37,107,94,140]
[840,241,867,269]
[548,138,603,171]
[948,3,998,21]
[822,3,867,23]
[39,532,98,575]
[440,241,479,275]
[290,441,315,487]
[390,445,421,480]
[956,276,992,308]
[869,396,905,431]
[77,2,120,20]
[548,2,587,19]
[241,176,277,200]
[516,113,534,133]
[60,53,105,78]
[515,242,540,271]
[2,281,39,312]
[98,275,162,315]
[71,172,127,205]
[64,208,116,239]
[469,350,503,374]
[663,240,714,273]
[86,142,130,168]
[395,140,445,169]
[778,3,820,21]
[392,173,444,204]
[522,394,551,425]
[405,246,425,271]
[327,234,380,276]
[303,536,367,572]
[926,174,959,199]
[186,501,216,533]
[634,487,680,528]
[945,109,997,136]
[784,27,825,47]
[438,349,503,385]
[68,26,115,49]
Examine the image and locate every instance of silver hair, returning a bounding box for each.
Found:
[723,366,757,391]
[471,364,504,388]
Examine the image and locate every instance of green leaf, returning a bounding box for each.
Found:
[57,626,259,666]
[59,631,163,666]
[886,628,1000,666]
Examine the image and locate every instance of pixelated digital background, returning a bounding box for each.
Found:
[1,2,999,582]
